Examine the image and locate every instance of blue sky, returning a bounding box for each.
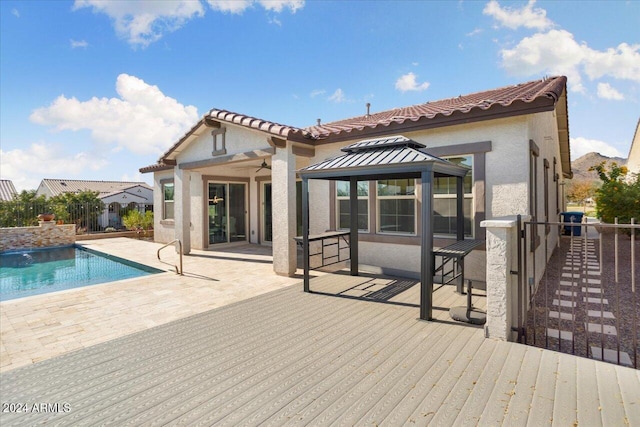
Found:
[1,0,638,191]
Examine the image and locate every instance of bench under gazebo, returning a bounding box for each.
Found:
[298,135,476,321]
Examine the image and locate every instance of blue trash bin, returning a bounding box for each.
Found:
[561,212,584,236]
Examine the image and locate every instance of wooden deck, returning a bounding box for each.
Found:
[1,272,638,426]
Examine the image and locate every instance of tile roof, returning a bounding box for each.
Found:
[0,179,17,201]
[40,179,152,198]
[141,76,569,174]
[208,109,307,139]
[296,76,567,142]
[139,162,174,174]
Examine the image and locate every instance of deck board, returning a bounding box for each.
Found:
[1,272,637,427]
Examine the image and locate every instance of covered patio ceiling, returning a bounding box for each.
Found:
[298,135,470,320]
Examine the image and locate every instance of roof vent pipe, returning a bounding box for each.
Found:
[317,118,321,126]
[366,103,371,118]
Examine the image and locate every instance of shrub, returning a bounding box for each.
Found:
[590,162,640,232]
[122,210,154,236]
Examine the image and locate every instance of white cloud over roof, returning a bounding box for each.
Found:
[499,29,640,93]
[30,74,199,156]
[395,72,430,93]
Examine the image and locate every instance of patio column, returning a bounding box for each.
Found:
[174,167,191,254]
[302,177,310,292]
[457,175,464,241]
[481,216,523,341]
[271,143,297,276]
[349,176,359,276]
[420,167,435,320]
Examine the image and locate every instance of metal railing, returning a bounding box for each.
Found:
[157,239,183,275]
[519,215,639,369]
[0,201,152,234]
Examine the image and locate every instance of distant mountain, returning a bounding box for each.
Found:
[571,152,627,181]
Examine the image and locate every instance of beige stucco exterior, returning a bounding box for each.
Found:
[149,108,566,285]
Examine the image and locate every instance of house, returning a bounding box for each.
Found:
[140,76,571,284]
[0,180,17,201]
[36,179,153,229]
[627,118,640,177]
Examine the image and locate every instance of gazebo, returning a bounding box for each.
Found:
[298,135,470,320]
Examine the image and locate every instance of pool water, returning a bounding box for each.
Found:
[0,246,162,302]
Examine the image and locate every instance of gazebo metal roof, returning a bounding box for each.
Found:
[298,135,469,180]
[298,135,470,321]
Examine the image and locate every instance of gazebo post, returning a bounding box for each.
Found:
[420,167,434,320]
[349,176,359,276]
[456,175,464,242]
[302,177,310,292]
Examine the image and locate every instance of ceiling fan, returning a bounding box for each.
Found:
[255,160,271,173]
[232,159,272,172]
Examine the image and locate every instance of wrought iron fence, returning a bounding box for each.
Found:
[517,215,639,369]
[0,201,153,234]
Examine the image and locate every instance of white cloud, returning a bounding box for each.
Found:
[207,0,252,14]
[597,82,624,100]
[0,143,108,191]
[500,30,640,92]
[483,0,554,30]
[310,89,326,98]
[583,42,640,82]
[258,0,304,13]
[30,74,199,156]
[207,0,303,14]
[395,72,430,92]
[328,89,346,103]
[70,39,89,49]
[73,0,205,47]
[73,1,305,46]
[500,29,586,92]
[570,137,623,160]
[466,28,483,37]
[11,8,20,18]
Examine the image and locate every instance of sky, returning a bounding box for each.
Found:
[1,0,638,191]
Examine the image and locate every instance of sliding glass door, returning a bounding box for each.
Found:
[208,182,246,245]
[262,181,302,243]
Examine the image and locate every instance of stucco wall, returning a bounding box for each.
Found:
[153,170,175,244]
[305,116,536,281]
[177,124,272,165]
[0,221,75,252]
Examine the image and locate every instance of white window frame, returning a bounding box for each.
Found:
[336,181,369,232]
[376,179,417,236]
[162,180,175,220]
[433,155,474,238]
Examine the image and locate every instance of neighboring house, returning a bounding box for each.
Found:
[0,180,17,201]
[36,179,153,229]
[627,118,640,177]
[140,76,571,283]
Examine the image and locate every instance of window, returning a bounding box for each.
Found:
[336,181,369,231]
[434,155,473,236]
[529,142,540,250]
[162,181,174,220]
[377,179,415,234]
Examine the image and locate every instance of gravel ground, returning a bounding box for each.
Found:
[525,231,640,368]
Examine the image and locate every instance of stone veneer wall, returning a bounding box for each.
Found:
[0,221,76,253]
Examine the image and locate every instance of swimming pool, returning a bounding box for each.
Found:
[0,246,163,302]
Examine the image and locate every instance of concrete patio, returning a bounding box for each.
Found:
[1,238,313,373]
